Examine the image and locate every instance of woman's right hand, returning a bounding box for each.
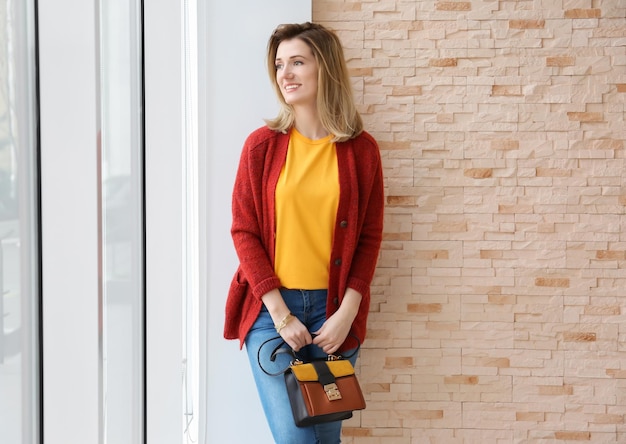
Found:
[278,317,312,352]
[261,288,312,351]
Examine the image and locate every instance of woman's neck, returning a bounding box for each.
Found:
[293,106,328,140]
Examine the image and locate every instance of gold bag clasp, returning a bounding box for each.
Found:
[324,383,342,401]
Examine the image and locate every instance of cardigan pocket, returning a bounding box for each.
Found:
[223,266,249,340]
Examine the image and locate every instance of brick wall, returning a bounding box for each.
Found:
[313,1,626,442]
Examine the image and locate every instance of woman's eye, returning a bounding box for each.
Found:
[293,60,303,66]
[275,63,283,70]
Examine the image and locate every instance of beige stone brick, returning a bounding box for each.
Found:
[606,369,626,379]
[407,303,442,313]
[435,2,471,11]
[349,66,374,77]
[596,250,626,260]
[411,409,444,419]
[491,84,521,96]
[592,413,624,424]
[341,427,372,438]
[498,204,533,214]
[386,195,416,207]
[584,305,621,315]
[444,375,479,385]
[546,56,576,66]
[535,277,570,287]
[491,139,519,150]
[554,431,591,440]
[538,384,574,396]
[436,113,454,123]
[567,111,603,122]
[428,58,458,67]
[384,356,414,369]
[536,167,572,177]
[563,331,597,342]
[565,9,601,19]
[463,168,493,179]
[391,85,422,96]
[516,411,545,422]
[509,19,545,29]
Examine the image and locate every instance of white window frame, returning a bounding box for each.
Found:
[39,2,101,443]
[39,2,310,443]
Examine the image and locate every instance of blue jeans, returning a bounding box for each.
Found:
[245,289,358,444]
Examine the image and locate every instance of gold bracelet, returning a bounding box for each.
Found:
[275,312,294,334]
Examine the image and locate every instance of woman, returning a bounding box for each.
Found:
[224,22,384,443]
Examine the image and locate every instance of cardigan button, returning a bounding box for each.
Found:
[334,259,342,266]
[340,220,348,228]
[333,297,339,305]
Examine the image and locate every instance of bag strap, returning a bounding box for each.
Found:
[257,334,361,377]
[311,361,336,386]
[256,337,294,377]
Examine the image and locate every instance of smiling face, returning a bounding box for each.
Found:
[274,38,319,109]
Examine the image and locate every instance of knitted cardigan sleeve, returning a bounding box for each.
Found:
[230,128,283,299]
[345,132,385,296]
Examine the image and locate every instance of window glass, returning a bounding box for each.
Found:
[0,0,40,443]
[99,1,144,442]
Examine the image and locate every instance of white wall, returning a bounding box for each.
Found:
[199,2,311,443]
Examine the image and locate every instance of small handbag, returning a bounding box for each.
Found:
[258,336,366,427]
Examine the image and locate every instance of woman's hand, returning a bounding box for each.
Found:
[278,317,312,352]
[313,287,362,354]
[312,310,352,354]
[261,288,312,351]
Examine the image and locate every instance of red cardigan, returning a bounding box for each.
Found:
[224,126,384,351]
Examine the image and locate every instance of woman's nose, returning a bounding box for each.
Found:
[282,65,294,78]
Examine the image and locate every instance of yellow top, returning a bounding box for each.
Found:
[274,129,339,289]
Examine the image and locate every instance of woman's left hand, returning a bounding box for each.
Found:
[312,288,362,354]
[312,310,352,355]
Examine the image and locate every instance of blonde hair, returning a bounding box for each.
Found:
[264,22,363,142]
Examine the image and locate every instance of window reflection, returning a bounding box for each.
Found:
[0,0,40,443]
[99,1,144,442]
